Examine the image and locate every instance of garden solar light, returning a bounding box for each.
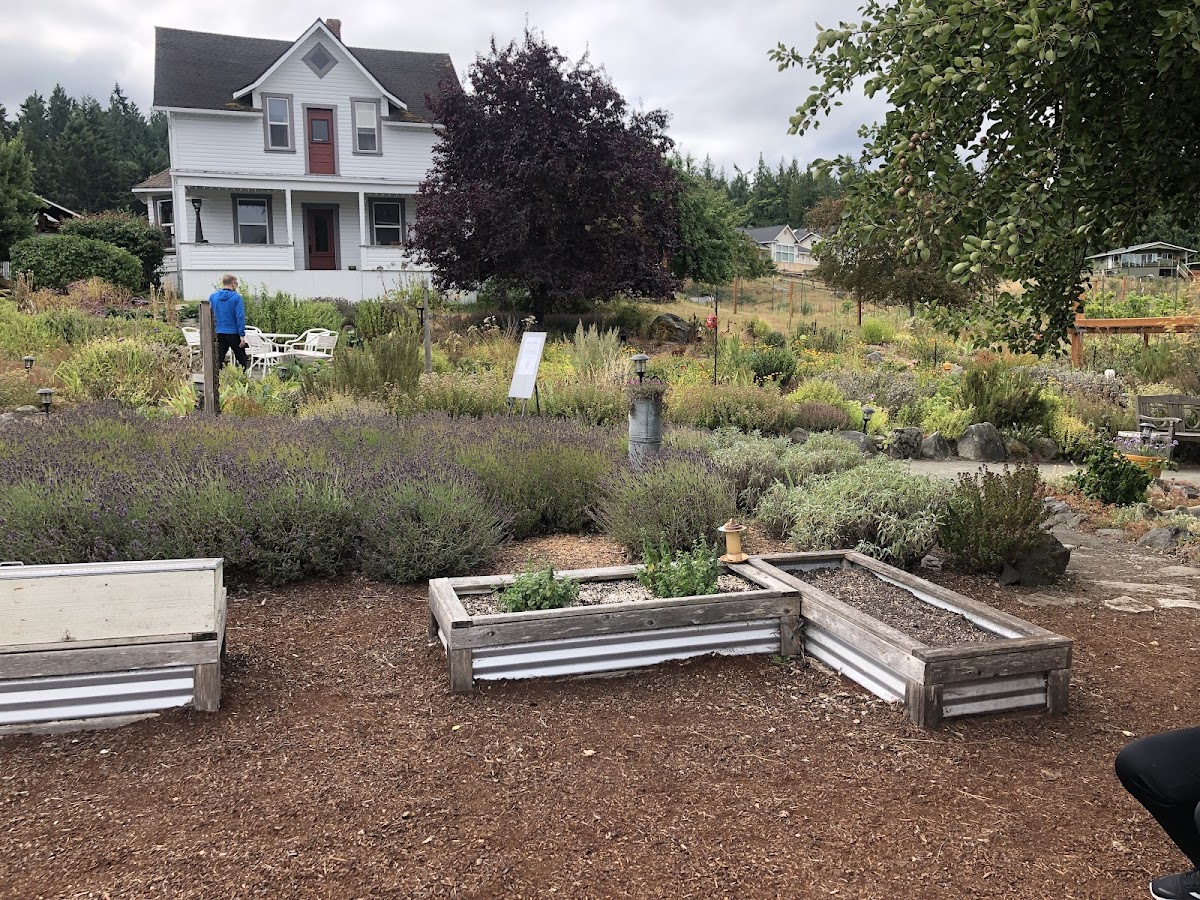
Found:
[862,406,876,430]
[1140,421,1155,442]
[631,353,649,383]
[23,356,34,372]
[36,388,54,417]
[717,519,748,563]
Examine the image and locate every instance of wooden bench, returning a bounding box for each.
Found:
[1133,394,1200,459]
[0,559,226,733]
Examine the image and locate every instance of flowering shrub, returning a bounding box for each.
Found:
[1113,433,1176,460]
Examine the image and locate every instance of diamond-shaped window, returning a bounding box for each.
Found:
[303,43,337,78]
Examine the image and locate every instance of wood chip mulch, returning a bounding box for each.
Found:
[1,535,1196,899]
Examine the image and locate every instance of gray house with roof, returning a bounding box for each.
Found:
[737,225,819,273]
[131,18,456,300]
[1086,242,1197,279]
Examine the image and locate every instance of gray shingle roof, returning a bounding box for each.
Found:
[131,168,171,191]
[739,225,790,244]
[1086,241,1198,259]
[153,26,457,123]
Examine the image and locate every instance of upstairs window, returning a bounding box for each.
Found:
[263,95,293,151]
[234,196,271,244]
[371,200,406,246]
[353,99,381,154]
[156,199,174,247]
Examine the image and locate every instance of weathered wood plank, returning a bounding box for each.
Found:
[906,679,943,728]
[920,644,1072,682]
[0,558,224,580]
[192,660,221,712]
[0,713,161,737]
[779,614,802,657]
[450,593,800,650]
[844,552,1059,638]
[448,648,473,693]
[1046,668,1070,715]
[0,632,208,655]
[2,568,223,646]
[0,640,220,679]
[428,579,470,643]
[801,594,926,681]
[448,565,644,594]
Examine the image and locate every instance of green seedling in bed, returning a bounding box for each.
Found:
[499,565,580,613]
[638,540,720,598]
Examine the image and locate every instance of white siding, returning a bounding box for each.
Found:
[169,31,437,184]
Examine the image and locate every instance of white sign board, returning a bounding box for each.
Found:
[508,331,547,400]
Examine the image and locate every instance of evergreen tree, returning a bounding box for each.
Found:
[0,107,15,142]
[17,92,53,198]
[0,135,39,261]
[56,99,124,212]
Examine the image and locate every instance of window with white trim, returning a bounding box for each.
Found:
[156,199,174,247]
[235,197,270,244]
[264,96,292,150]
[371,199,404,246]
[353,100,381,153]
[774,244,796,263]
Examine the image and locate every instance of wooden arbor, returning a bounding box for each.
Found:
[1069,313,1198,368]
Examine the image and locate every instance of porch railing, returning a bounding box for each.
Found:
[178,243,295,271]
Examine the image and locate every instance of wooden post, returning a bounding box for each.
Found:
[193,660,221,712]
[779,614,802,658]
[449,648,474,693]
[905,679,943,728]
[422,283,433,375]
[198,299,220,415]
[857,297,863,328]
[1069,328,1083,368]
[1047,668,1070,715]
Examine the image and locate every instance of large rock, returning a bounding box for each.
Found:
[1137,527,1186,551]
[957,422,1007,462]
[834,430,876,455]
[788,428,811,445]
[887,427,923,460]
[998,533,1072,586]
[1004,438,1032,461]
[864,350,885,364]
[920,431,952,460]
[648,313,694,343]
[1028,436,1060,462]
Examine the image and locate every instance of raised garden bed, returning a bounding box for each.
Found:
[749,551,1072,727]
[428,563,800,692]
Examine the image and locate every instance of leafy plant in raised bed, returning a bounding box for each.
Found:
[499,565,580,613]
[638,540,720,598]
[1067,439,1153,506]
[939,465,1050,575]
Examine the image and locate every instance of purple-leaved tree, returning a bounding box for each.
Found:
[413,32,681,318]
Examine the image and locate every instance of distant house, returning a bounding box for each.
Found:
[738,225,819,273]
[1086,242,1197,279]
[131,18,457,300]
[34,196,79,234]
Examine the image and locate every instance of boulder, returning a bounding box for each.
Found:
[919,554,944,570]
[1043,498,1071,516]
[834,430,876,455]
[1028,436,1060,462]
[648,313,694,343]
[1135,503,1163,521]
[957,422,1007,462]
[887,427,923,460]
[998,533,1072,586]
[1095,528,1127,539]
[1137,527,1186,551]
[920,431,952,461]
[864,350,885,364]
[1004,439,1032,461]
[788,428,811,445]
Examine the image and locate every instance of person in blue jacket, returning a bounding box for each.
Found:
[1117,728,1200,899]
[209,274,248,371]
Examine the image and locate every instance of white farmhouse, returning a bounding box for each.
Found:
[132,18,456,301]
[738,225,820,274]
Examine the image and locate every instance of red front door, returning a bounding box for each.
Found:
[305,207,336,270]
[306,108,335,175]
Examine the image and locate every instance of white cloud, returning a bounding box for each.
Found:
[1,0,883,173]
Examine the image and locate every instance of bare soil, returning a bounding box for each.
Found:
[2,532,1198,899]
[800,566,992,646]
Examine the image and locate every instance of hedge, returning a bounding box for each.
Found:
[10,234,142,292]
[61,211,166,289]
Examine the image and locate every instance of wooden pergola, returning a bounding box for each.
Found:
[1069,313,1198,368]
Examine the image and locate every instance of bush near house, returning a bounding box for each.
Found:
[10,234,142,292]
[60,211,167,289]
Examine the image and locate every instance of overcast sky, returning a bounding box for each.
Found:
[0,0,881,176]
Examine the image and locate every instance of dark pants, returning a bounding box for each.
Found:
[1116,727,1200,868]
[217,333,249,371]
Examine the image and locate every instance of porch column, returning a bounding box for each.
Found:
[358,192,367,248]
[284,189,294,249]
[174,180,189,244]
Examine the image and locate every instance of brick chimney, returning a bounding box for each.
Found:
[325,18,342,40]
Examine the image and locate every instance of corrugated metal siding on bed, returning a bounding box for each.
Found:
[471,619,780,681]
[941,673,1048,718]
[804,622,906,703]
[0,667,195,726]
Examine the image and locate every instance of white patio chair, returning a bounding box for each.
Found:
[244,328,292,376]
[284,328,339,362]
[181,326,201,362]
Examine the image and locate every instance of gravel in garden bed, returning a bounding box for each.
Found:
[462,572,758,617]
[796,566,994,646]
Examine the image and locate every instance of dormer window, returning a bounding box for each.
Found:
[352,99,381,154]
[263,94,294,152]
[303,42,338,78]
